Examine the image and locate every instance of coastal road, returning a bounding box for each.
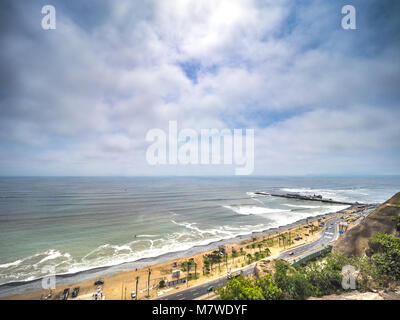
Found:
[157,265,255,300]
[279,217,339,261]
[156,217,339,300]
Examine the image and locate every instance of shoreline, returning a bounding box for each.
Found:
[0,203,367,299]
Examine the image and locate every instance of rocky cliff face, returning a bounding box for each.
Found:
[333,192,400,257]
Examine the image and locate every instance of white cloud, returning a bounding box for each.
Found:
[0,0,399,175]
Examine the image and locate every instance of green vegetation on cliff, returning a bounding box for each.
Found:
[217,233,400,300]
[216,274,281,300]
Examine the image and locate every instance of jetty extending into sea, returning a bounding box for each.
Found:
[254,192,361,206]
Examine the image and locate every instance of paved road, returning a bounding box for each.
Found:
[279,217,339,261]
[157,265,254,300]
[156,217,339,300]
[353,206,376,226]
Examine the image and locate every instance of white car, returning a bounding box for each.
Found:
[131,291,136,299]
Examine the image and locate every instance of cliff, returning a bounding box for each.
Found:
[333,192,400,257]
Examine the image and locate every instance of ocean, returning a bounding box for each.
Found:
[0,176,399,288]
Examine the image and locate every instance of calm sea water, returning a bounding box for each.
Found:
[0,176,398,285]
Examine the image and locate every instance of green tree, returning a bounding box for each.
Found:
[232,248,238,264]
[147,268,152,297]
[135,276,139,300]
[273,260,315,300]
[369,233,400,281]
[203,257,210,275]
[217,274,281,300]
[246,253,252,264]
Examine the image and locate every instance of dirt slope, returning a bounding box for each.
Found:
[333,192,400,257]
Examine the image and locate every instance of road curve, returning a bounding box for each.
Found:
[155,217,339,300]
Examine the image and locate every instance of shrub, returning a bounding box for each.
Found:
[273,260,315,299]
[217,274,281,300]
[369,233,400,281]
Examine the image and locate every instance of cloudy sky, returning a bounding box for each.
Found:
[0,0,399,176]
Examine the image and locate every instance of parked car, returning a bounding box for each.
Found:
[227,271,241,280]
[131,290,136,299]
[289,252,294,256]
[94,280,104,286]
[207,286,214,293]
[71,287,80,298]
[62,288,70,300]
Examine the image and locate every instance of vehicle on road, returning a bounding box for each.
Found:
[207,286,214,293]
[227,270,241,280]
[71,287,80,298]
[61,288,70,300]
[131,290,136,299]
[289,252,294,256]
[94,280,104,286]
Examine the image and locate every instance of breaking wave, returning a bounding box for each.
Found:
[223,205,290,216]
[0,220,267,285]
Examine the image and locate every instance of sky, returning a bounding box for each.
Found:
[0,0,399,176]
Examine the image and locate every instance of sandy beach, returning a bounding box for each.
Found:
[1,205,364,300]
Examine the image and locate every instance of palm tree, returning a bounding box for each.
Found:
[187,262,191,287]
[147,268,152,297]
[135,276,139,300]
[232,248,237,264]
[203,257,210,275]
[265,247,271,257]
[257,243,263,253]
[246,253,252,264]
[210,251,221,272]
